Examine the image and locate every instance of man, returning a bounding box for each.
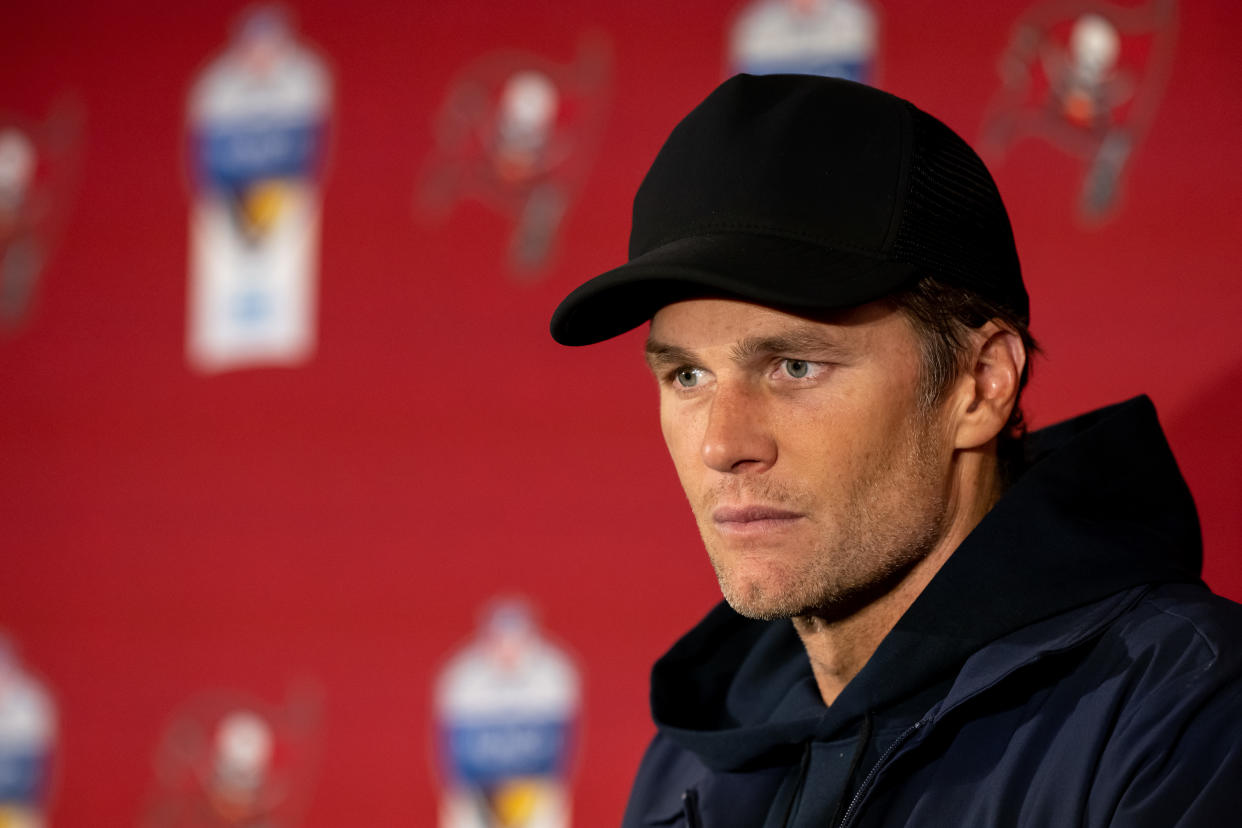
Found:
[550,74,1242,827]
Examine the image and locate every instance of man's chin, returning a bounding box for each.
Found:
[723,599,799,622]
[721,559,927,624]
[717,575,813,621]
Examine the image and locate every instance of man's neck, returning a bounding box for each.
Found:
[793,449,1001,706]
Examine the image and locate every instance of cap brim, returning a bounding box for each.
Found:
[550,232,920,345]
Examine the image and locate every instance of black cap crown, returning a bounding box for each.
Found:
[551,74,1025,345]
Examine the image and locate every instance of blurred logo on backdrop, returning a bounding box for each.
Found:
[141,685,321,827]
[434,598,580,828]
[0,633,57,828]
[980,0,1177,223]
[727,0,879,84]
[186,5,332,373]
[0,103,82,335]
[416,36,611,279]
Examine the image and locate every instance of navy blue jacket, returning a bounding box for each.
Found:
[622,397,1242,827]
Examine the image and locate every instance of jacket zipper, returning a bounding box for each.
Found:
[835,720,925,828]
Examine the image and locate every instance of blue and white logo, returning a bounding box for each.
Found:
[186,5,332,373]
[728,0,880,85]
[434,598,580,828]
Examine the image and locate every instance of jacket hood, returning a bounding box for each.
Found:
[650,395,1203,772]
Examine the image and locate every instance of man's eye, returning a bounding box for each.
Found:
[783,359,811,379]
[674,368,701,388]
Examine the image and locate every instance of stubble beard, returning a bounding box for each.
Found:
[701,415,951,622]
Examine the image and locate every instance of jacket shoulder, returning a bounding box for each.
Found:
[1086,584,1242,826]
[1106,583,1242,681]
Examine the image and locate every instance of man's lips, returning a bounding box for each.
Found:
[712,505,805,534]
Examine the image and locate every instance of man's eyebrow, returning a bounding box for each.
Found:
[645,327,848,368]
[644,339,696,368]
[729,328,847,361]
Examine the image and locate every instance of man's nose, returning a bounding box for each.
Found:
[701,384,776,473]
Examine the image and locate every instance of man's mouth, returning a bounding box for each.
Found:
[712,505,804,535]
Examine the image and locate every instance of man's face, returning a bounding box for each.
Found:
[646,298,958,621]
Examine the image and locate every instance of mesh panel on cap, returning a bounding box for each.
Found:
[890,106,1026,320]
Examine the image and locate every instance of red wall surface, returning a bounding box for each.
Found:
[2,0,1239,824]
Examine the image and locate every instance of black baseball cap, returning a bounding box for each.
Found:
[549,73,1026,345]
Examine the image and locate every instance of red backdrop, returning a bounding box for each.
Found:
[2,0,1239,824]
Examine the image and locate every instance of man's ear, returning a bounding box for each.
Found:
[952,322,1027,451]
